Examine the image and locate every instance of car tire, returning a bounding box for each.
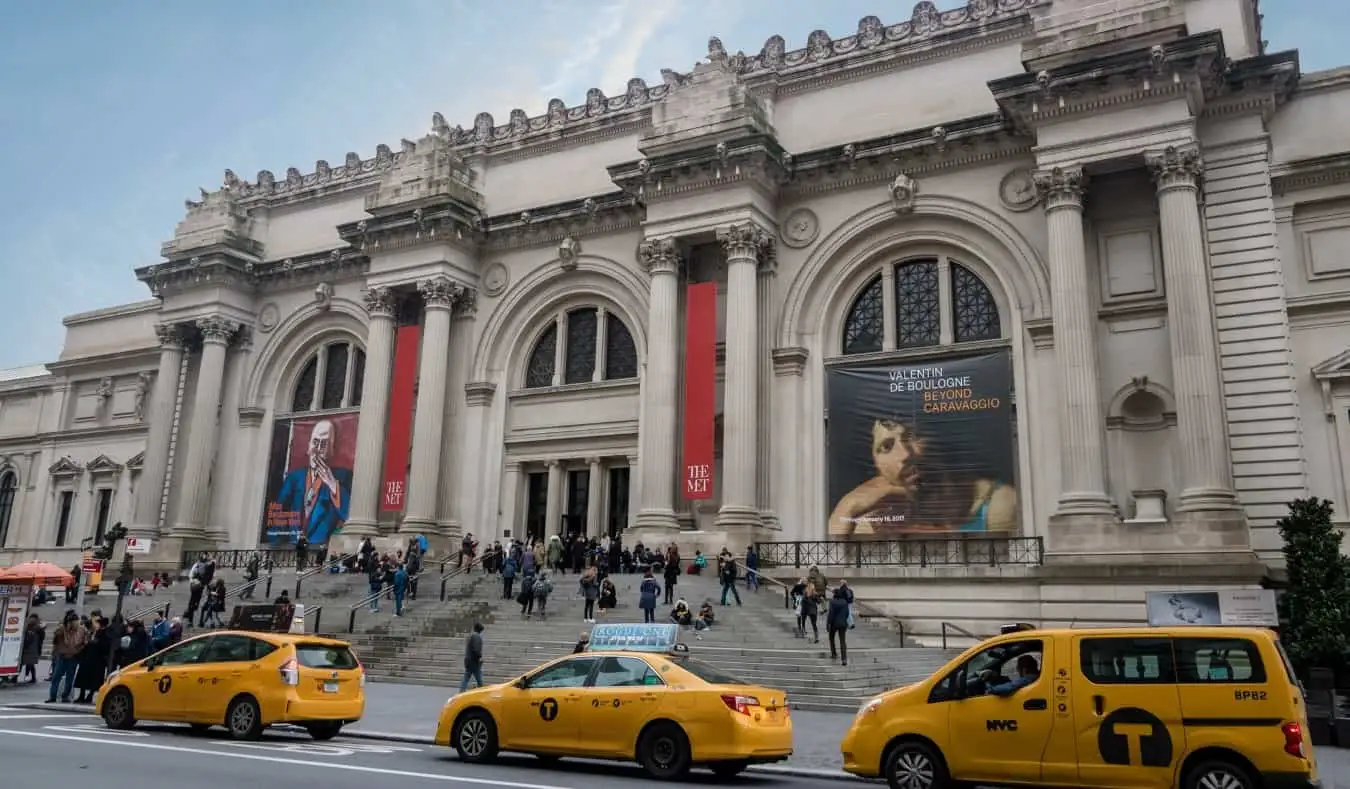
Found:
[710,760,748,779]
[225,696,264,741]
[306,722,343,741]
[453,710,499,763]
[883,739,949,789]
[1184,759,1256,789]
[188,724,212,735]
[637,722,692,780]
[101,688,136,730]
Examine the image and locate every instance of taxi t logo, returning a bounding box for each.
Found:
[1097,707,1173,767]
[986,719,1018,732]
[539,698,559,722]
[157,675,172,694]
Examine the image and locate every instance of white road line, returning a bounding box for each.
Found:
[0,728,572,789]
[0,713,96,720]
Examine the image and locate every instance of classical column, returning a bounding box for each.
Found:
[552,313,566,386]
[130,323,186,538]
[345,288,398,536]
[625,454,640,534]
[586,457,603,537]
[544,460,563,538]
[500,461,522,541]
[592,307,608,382]
[715,223,771,531]
[402,277,462,534]
[172,316,238,538]
[1147,145,1240,512]
[1033,167,1113,517]
[634,238,681,530]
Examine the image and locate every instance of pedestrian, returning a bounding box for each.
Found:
[532,572,553,619]
[393,563,409,617]
[459,623,484,693]
[579,567,600,623]
[149,612,170,651]
[598,577,617,616]
[662,556,680,606]
[74,616,110,704]
[719,552,742,606]
[20,614,44,683]
[185,577,204,626]
[501,553,518,600]
[295,533,310,572]
[573,631,590,654]
[367,559,384,612]
[405,548,422,600]
[800,581,821,643]
[241,552,260,599]
[639,569,660,624]
[46,612,85,702]
[827,586,851,666]
[745,545,759,592]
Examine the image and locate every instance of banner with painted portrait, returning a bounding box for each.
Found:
[259,412,358,545]
[826,349,1018,538]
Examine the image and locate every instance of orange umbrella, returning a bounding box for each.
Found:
[0,561,75,587]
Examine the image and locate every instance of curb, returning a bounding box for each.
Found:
[6,701,94,714]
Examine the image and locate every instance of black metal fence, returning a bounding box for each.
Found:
[754,535,1044,569]
[178,547,329,572]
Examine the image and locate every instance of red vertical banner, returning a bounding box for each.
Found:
[380,325,421,512]
[682,282,717,500]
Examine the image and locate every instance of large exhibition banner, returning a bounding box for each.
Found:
[381,324,421,512]
[260,412,358,545]
[825,349,1019,538]
[681,282,717,500]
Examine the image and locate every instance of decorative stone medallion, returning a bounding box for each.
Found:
[257,303,281,333]
[998,167,1039,212]
[780,207,820,249]
[482,262,509,297]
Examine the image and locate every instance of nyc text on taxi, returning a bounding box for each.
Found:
[97,631,366,740]
[436,623,793,780]
[842,625,1317,789]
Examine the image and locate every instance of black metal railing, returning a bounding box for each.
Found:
[123,600,172,624]
[941,621,982,650]
[741,560,909,646]
[179,547,330,572]
[294,552,353,598]
[755,535,1044,569]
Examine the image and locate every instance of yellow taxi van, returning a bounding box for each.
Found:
[436,623,793,780]
[842,624,1317,789]
[98,630,366,740]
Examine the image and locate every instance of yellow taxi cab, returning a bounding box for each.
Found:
[842,624,1318,789]
[435,623,793,780]
[97,630,366,741]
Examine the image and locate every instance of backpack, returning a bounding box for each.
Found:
[534,577,552,597]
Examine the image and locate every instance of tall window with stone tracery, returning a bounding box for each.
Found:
[840,257,1002,355]
[522,306,639,389]
[290,341,367,413]
[0,470,15,547]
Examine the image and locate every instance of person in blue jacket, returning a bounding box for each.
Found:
[392,564,409,617]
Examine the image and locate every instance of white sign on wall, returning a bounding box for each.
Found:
[1145,589,1279,628]
[124,537,152,555]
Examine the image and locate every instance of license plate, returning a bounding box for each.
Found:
[323,682,339,693]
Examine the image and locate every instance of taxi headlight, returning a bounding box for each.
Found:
[857,696,883,718]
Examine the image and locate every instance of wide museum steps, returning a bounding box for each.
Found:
[342,567,964,713]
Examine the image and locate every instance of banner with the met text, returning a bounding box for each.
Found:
[260,412,358,545]
[381,324,421,512]
[826,349,1018,538]
[681,282,717,500]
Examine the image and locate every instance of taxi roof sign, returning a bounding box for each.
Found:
[587,623,682,653]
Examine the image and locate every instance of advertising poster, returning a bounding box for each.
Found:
[681,282,717,500]
[381,324,421,512]
[826,349,1018,537]
[260,412,358,545]
[0,584,32,676]
[1145,590,1278,627]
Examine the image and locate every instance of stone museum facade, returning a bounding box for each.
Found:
[2,0,1349,632]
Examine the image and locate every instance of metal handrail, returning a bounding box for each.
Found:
[308,605,324,635]
[736,559,908,646]
[940,621,982,650]
[294,552,352,597]
[123,599,172,624]
[343,555,480,633]
[436,553,482,600]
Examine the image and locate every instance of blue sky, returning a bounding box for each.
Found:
[0,0,1338,370]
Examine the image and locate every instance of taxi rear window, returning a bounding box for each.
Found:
[672,656,748,686]
[295,643,359,670]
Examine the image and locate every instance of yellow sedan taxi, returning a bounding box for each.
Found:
[97,630,366,740]
[436,623,793,780]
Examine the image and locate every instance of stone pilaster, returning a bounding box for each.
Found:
[401,277,464,535]
[586,457,603,537]
[593,307,608,382]
[625,454,640,535]
[1147,146,1246,532]
[130,322,186,538]
[545,460,563,539]
[345,288,398,537]
[500,461,522,541]
[1033,167,1115,523]
[171,316,238,540]
[715,223,771,535]
[633,238,681,531]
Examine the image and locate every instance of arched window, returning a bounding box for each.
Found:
[0,470,15,547]
[840,256,1002,355]
[522,306,639,389]
[289,341,366,413]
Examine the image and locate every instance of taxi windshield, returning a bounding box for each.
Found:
[672,656,749,686]
[296,643,359,670]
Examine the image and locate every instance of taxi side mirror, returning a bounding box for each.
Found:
[512,678,526,690]
[143,660,157,671]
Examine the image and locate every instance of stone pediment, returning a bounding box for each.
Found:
[49,456,83,479]
[1313,348,1350,381]
[125,451,145,472]
[86,454,124,477]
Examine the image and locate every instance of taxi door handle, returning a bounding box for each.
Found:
[1023,699,1047,711]
[1093,695,1104,715]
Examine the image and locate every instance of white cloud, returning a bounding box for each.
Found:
[599,0,681,92]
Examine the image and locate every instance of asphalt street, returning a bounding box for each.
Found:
[0,707,859,789]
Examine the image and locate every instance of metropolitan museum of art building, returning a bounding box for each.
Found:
[1,0,1349,630]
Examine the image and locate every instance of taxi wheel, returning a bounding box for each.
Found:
[883,740,949,789]
[306,722,343,741]
[710,760,748,779]
[637,722,692,780]
[453,710,499,763]
[1185,759,1255,789]
[226,695,264,741]
[101,688,136,730]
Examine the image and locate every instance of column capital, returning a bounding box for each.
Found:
[1145,145,1203,193]
[1033,166,1087,212]
[717,222,773,264]
[637,237,680,276]
[234,326,254,353]
[418,276,464,310]
[196,316,239,345]
[504,460,523,472]
[585,456,602,466]
[362,287,398,318]
[626,455,639,466]
[545,459,561,469]
[154,322,186,350]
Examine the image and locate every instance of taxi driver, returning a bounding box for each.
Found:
[983,654,1040,696]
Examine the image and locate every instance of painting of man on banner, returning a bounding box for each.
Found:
[261,413,357,545]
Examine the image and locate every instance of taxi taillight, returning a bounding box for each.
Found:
[279,657,300,686]
[721,695,760,716]
[1282,722,1306,758]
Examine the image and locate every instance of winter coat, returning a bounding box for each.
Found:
[827,591,851,631]
[580,576,600,601]
[20,623,43,666]
[76,629,110,692]
[639,578,660,610]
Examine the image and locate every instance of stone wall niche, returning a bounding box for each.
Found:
[1106,379,1178,523]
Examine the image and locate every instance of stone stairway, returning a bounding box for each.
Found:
[345,567,965,713]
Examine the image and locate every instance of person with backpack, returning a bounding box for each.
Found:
[501,554,518,600]
[827,586,851,666]
[518,566,536,617]
[532,572,554,619]
[405,549,422,601]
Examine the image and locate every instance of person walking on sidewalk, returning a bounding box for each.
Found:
[367,560,384,612]
[295,533,309,573]
[459,623,485,693]
[532,572,553,619]
[241,552,261,599]
[827,586,851,666]
[639,569,660,624]
[392,563,409,617]
[718,553,742,607]
[579,567,600,623]
[21,614,44,684]
[744,545,759,592]
[46,612,86,703]
[501,553,518,600]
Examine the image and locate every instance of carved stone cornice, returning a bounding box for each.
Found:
[771,347,809,377]
[362,287,398,319]
[464,381,497,407]
[48,456,83,480]
[1270,152,1350,197]
[482,192,644,253]
[135,247,368,296]
[196,316,239,345]
[1146,145,1203,194]
[418,277,464,310]
[717,223,773,265]
[609,134,789,203]
[154,322,186,350]
[1033,167,1087,212]
[637,238,681,276]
